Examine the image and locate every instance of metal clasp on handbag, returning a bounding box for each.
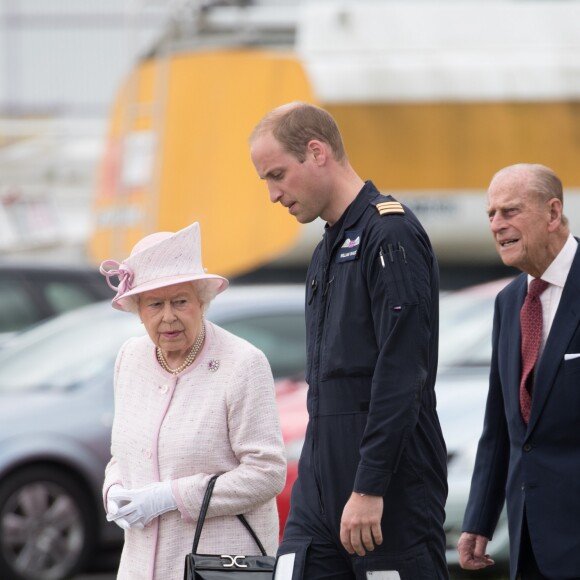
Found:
[221,555,248,568]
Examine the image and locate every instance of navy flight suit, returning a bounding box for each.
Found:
[276,181,448,579]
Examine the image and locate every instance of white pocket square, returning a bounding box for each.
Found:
[564,353,580,360]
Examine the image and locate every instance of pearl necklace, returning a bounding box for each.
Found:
[156,322,205,375]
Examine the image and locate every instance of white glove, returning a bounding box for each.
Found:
[106,484,131,530]
[107,481,177,529]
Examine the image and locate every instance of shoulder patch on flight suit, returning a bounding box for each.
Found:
[375,201,405,216]
[337,229,363,263]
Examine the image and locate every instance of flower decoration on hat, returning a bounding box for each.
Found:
[100,260,135,295]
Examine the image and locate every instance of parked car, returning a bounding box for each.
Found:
[0,284,306,580]
[0,278,512,579]
[437,278,512,568]
[0,262,113,346]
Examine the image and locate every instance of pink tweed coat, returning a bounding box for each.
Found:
[103,321,287,580]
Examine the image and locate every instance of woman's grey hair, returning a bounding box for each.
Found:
[191,279,217,314]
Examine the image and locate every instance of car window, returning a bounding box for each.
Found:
[219,313,306,379]
[439,294,495,368]
[43,280,102,313]
[0,279,40,332]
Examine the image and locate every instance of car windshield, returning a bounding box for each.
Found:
[0,305,142,393]
[218,313,305,379]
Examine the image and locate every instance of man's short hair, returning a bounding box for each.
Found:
[251,101,347,163]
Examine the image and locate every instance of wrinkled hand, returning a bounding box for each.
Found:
[107,481,177,529]
[457,532,495,570]
[340,493,383,556]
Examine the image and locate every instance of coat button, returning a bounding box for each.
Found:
[159,384,168,394]
[145,449,152,459]
[523,444,532,452]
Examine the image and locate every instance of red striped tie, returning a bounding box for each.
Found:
[519,278,549,424]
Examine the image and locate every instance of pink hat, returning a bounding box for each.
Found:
[99,222,228,312]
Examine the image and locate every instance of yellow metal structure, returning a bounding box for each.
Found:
[90,50,315,276]
[89,1,580,273]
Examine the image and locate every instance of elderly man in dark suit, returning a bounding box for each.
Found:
[457,163,580,580]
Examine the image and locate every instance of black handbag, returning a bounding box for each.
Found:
[184,475,275,579]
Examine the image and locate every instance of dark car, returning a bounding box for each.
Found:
[0,262,113,345]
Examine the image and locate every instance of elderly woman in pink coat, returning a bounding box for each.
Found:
[99,222,286,580]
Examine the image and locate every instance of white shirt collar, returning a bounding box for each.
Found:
[531,233,578,288]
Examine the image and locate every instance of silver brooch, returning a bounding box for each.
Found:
[208,359,220,372]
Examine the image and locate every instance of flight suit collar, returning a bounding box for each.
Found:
[341,180,378,230]
[324,180,378,255]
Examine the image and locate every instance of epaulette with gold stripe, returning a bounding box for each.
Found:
[375,200,405,216]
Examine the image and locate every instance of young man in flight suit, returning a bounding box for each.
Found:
[250,102,448,580]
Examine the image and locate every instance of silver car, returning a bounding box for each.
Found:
[0,285,306,580]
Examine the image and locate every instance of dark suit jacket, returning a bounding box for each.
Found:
[463,242,580,580]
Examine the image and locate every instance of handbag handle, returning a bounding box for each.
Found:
[191,474,267,557]
[191,474,218,554]
[236,513,267,556]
